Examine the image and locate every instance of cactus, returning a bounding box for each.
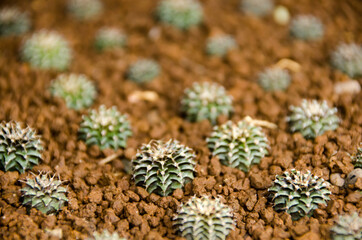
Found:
[287,99,339,139]
[157,0,203,29]
[174,196,234,240]
[21,30,72,71]
[241,0,274,17]
[132,139,196,196]
[94,27,127,51]
[0,121,43,173]
[0,7,30,36]
[330,213,362,240]
[78,105,132,150]
[331,43,362,78]
[181,82,233,124]
[352,146,362,169]
[207,120,269,172]
[50,74,97,110]
[290,15,324,41]
[67,0,103,20]
[127,59,160,83]
[268,169,331,221]
[206,34,237,57]
[258,67,291,91]
[21,172,68,214]
[89,230,126,240]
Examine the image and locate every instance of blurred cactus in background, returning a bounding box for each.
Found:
[331,43,362,78]
[290,15,324,40]
[0,7,30,36]
[67,0,103,20]
[21,30,72,70]
[330,213,362,240]
[128,59,160,83]
[241,0,274,17]
[258,67,291,91]
[206,34,237,57]
[94,27,127,51]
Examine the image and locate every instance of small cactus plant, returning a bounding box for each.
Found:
[0,121,43,173]
[352,146,362,169]
[50,74,97,110]
[330,213,362,240]
[132,139,196,196]
[127,59,160,83]
[0,7,30,36]
[181,82,233,124]
[157,0,203,29]
[78,105,132,150]
[207,120,269,172]
[89,230,126,240]
[21,30,72,71]
[94,27,127,51]
[331,43,362,78]
[67,0,103,20]
[205,34,237,57]
[268,169,331,221]
[258,67,291,91]
[287,99,339,139]
[21,172,68,214]
[290,15,324,40]
[174,196,235,240]
[241,0,274,17]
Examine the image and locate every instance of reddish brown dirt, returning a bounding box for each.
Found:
[0,0,361,239]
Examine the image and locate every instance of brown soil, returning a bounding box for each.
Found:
[0,0,361,239]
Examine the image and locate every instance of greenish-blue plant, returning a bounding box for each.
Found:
[241,0,274,17]
[206,34,237,57]
[67,0,103,20]
[128,59,160,83]
[290,15,324,40]
[331,43,362,78]
[94,27,127,51]
[258,67,291,91]
[0,7,30,36]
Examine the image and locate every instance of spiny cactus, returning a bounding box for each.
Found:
[206,34,237,57]
[330,213,362,240]
[207,120,269,172]
[241,0,274,17]
[157,0,203,29]
[127,59,160,83]
[331,43,362,78]
[181,82,233,124]
[94,27,127,51]
[290,15,324,41]
[78,105,132,150]
[89,230,126,240]
[352,146,362,169]
[21,30,72,71]
[174,196,235,240]
[0,7,30,36]
[50,74,97,110]
[0,121,43,173]
[21,172,68,214]
[268,169,331,221]
[67,0,103,20]
[133,139,196,196]
[287,99,339,139]
[258,67,291,91]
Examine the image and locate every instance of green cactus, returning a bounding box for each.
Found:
[207,120,269,172]
[331,43,362,78]
[21,30,72,71]
[157,0,203,29]
[206,34,237,57]
[132,139,196,197]
[181,82,233,124]
[94,27,127,51]
[21,172,68,214]
[67,0,103,20]
[268,169,331,221]
[241,0,274,17]
[330,213,362,240]
[287,99,339,139]
[0,7,30,36]
[50,74,97,110]
[0,121,43,173]
[352,146,362,169]
[88,230,126,240]
[174,196,235,240]
[78,105,132,150]
[258,67,291,91]
[290,15,324,41]
[127,59,160,83]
